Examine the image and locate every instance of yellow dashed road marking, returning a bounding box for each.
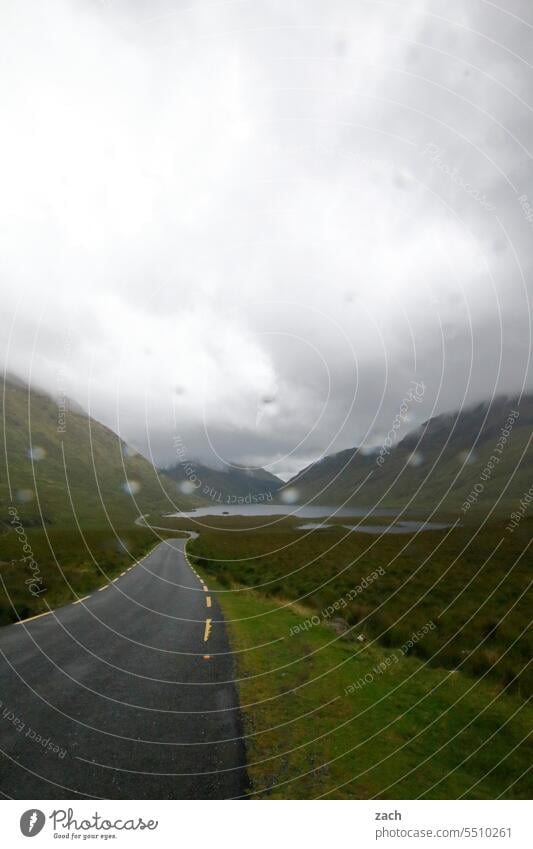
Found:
[206,596,212,608]
[203,618,212,642]
[202,584,208,592]
[98,585,108,592]
[15,610,52,625]
[73,595,90,605]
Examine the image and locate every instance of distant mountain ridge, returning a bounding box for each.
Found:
[4,374,530,523]
[282,394,533,515]
[163,459,284,504]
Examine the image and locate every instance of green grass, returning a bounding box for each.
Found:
[189,517,532,697]
[187,514,531,798]
[0,523,186,625]
[192,567,532,799]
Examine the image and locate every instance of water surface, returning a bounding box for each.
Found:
[296,520,450,534]
[168,504,396,520]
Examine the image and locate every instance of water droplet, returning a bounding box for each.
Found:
[178,480,197,495]
[458,450,477,465]
[280,486,299,504]
[358,445,377,456]
[16,489,35,503]
[122,480,141,495]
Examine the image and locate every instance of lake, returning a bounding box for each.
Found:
[167,504,397,519]
[297,521,450,534]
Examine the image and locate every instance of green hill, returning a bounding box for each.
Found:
[0,376,196,528]
[0,376,199,624]
[283,394,532,517]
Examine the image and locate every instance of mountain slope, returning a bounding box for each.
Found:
[283,394,533,516]
[163,459,284,504]
[0,376,196,528]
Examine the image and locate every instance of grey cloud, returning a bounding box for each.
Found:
[0,0,531,476]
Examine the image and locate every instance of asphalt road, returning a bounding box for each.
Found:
[0,538,248,799]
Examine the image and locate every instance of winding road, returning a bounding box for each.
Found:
[0,538,248,799]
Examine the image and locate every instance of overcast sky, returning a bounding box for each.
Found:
[1,0,532,477]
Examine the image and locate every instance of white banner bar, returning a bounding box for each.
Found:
[2,800,529,847]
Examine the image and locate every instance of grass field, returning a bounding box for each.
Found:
[190,565,531,799]
[0,523,185,625]
[187,514,532,798]
[188,516,532,697]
